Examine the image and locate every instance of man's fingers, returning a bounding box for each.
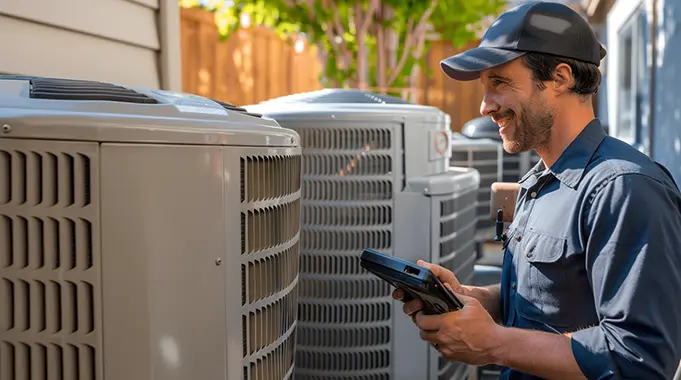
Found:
[419,329,440,344]
[414,312,445,331]
[392,288,403,301]
[416,260,440,273]
[416,260,461,287]
[403,298,424,316]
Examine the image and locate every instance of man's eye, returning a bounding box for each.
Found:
[492,79,504,87]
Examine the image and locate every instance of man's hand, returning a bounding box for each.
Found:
[414,286,503,366]
[398,283,587,379]
[391,260,502,322]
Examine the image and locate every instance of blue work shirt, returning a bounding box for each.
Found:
[498,119,681,379]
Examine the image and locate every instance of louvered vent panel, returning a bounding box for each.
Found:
[434,188,478,380]
[438,356,471,380]
[240,153,302,380]
[289,126,395,378]
[295,375,389,380]
[296,326,390,348]
[295,350,391,372]
[0,140,100,380]
[298,128,392,151]
[29,77,157,104]
[450,141,502,241]
[438,191,478,285]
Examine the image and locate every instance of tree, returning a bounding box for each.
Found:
[181,0,506,99]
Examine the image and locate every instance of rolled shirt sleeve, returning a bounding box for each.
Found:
[570,173,681,380]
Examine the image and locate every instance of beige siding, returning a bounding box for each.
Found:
[0,0,181,90]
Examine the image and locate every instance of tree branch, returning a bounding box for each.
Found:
[376,6,386,91]
[332,1,346,38]
[311,0,343,69]
[387,17,414,86]
[387,0,437,86]
[413,0,437,39]
[360,0,380,36]
[327,0,351,66]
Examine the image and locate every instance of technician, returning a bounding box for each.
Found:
[394,2,681,379]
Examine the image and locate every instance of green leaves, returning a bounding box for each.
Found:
[180,0,506,96]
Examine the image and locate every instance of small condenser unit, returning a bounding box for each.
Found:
[449,133,503,242]
[0,76,302,380]
[246,89,480,380]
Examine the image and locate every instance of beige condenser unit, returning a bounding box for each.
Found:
[0,76,302,380]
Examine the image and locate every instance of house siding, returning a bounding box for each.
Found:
[0,0,181,90]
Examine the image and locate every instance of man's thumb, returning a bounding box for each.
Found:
[417,260,443,277]
[444,283,475,305]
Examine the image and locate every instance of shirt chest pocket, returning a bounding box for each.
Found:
[515,230,573,327]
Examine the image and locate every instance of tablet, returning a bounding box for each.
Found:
[360,248,464,314]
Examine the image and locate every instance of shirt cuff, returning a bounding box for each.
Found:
[570,325,617,379]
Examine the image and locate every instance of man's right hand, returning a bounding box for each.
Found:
[391,260,502,322]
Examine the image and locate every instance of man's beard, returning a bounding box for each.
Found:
[493,97,555,154]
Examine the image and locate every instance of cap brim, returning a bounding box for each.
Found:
[440,47,526,81]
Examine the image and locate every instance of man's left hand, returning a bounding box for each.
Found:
[412,284,503,366]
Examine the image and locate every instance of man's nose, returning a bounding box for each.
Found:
[480,93,500,116]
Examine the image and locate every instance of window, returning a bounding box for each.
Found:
[616,8,646,144]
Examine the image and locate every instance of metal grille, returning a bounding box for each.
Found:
[28,77,158,104]
[241,153,302,380]
[293,126,395,379]
[437,191,477,296]
[438,356,471,380]
[435,185,479,380]
[449,140,502,241]
[0,140,100,380]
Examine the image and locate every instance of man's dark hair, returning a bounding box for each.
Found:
[521,53,602,101]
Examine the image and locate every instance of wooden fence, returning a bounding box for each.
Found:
[180,7,484,130]
[180,7,322,106]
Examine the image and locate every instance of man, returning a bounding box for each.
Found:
[393,1,681,379]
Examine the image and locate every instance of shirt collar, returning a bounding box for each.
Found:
[519,119,606,189]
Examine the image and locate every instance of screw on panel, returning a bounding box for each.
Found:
[2,124,10,133]
[215,258,222,266]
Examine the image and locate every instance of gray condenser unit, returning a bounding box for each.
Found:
[449,133,503,242]
[0,76,302,380]
[246,89,480,380]
[462,116,540,182]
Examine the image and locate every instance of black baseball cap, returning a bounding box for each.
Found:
[441,1,606,81]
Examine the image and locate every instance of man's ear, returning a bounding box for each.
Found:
[552,63,573,94]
